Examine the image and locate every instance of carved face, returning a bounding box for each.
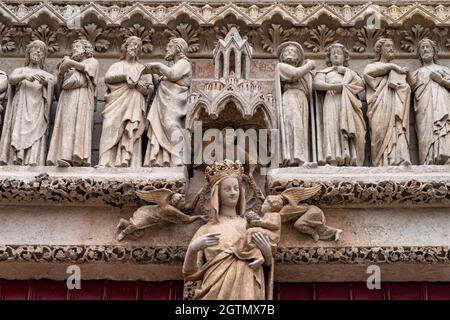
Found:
[71,41,85,62]
[170,193,183,206]
[126,39,140,59]
[29,45,45,65]
[261,195,284,213]
[282,45,301,66]
[165,40,177,61]
[380,40,395,61]
[329,46,345,66]
[419,41,434,63]
[219,177,240,209]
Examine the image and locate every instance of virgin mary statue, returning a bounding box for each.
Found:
[182,160,274,300]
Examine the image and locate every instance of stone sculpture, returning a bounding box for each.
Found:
[144,38,192,167]
[277,185,343,242]
[412,38,450,165]
[183,160,274,300]
[98,36,153,167]
[314,43,366,166]
[47,39,99,167]
[363,38,411,166]
[0,40,55,166]
[0,69,6,101]
[275,41,316,167]
[116,189,207,241]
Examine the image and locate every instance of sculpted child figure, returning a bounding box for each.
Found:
[232,195,283,269]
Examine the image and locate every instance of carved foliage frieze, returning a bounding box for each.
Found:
[268,180,450,206]
[0,173,185,207]
[1,2,450,57]
[0,245,448,265]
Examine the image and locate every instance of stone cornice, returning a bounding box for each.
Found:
[0,244,448,265]
[1,1,450,58]
[267,166,450,208]
[0,167,186,207]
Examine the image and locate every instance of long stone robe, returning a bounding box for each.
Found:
[47,57,99,166]
[0,70,7,101]
[275,62,314,166]
[364,62,411,166]
[0,67,55,166]
[184,216,273,300]
[144,59,192,167]
[413,64,450,164]
[315,67,366,166]
[98,61,151,167]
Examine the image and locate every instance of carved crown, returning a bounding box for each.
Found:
[205,159,244,186]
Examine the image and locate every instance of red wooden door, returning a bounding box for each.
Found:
[1,280,449,300]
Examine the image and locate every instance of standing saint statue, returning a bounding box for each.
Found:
[0,40,55,166]
[275,41,316,167]
[411,38,450,165]
[47,39,99,167]
[313,43,366,166]
[98,36,153,167]
[363,38,411,166]
[144,38,192,167]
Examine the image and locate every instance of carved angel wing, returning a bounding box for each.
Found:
[281,185,322,206]
[135,189,174,206]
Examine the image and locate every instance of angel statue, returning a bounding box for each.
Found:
[116,189,207,241]
[277,184,343,242]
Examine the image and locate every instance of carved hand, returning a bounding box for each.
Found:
[146,62,162,73]
[127,76,137,88]
[33,74,48,86]
[252,232,273,265]
[393,65,408,74]
[430,71,444,84]
[189,233,220,252]
[23,74,35,82]
[305,59,316,70]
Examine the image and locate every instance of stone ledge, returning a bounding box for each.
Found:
[0,166,186,207]
[267,165,450,208]
[1,244,448,265]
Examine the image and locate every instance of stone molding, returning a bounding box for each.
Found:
[1,1,450,58]
[267,166,450,207]
[0,167,186,207]
[0,244,448,265]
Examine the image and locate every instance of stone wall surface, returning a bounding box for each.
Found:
[0,0,449,284]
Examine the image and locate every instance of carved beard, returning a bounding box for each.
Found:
[165,51,175,61]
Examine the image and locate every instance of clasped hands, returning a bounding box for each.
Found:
[24,73,48,86]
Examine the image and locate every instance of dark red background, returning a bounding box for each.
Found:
[1,280,449,300]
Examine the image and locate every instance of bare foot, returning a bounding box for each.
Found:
[334,229,343,241]
[248,258,265,270]
[117,232,125,241]
[313,233,320,242]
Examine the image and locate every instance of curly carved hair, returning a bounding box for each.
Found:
[373,38,394,61]
[73,39,94,58]
[325,43,350,67]
[120,36,142,61]
[417,38,439,65]
[24,40,47,69]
